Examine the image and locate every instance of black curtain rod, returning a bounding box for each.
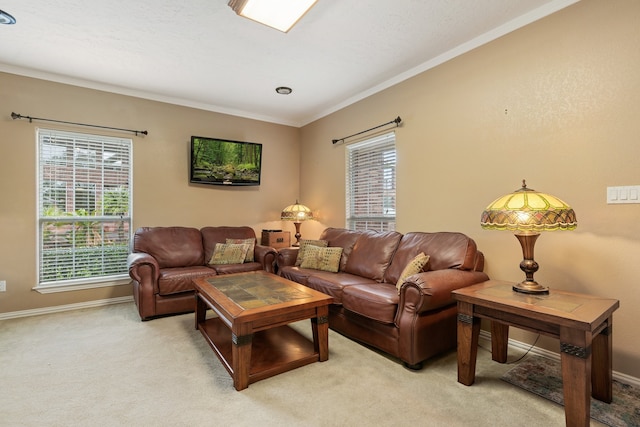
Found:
[11,112,148,136]
[332,116,401,145]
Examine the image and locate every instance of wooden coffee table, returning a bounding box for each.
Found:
[193,271,333,391]
[452,280,619,427]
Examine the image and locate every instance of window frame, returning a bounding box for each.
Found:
[345,132,397,232]
[35,128,133,293]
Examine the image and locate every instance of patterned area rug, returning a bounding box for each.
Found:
[501,356,640,427]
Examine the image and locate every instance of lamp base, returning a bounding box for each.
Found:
[513,232,549,294]
[512,280,549,294]
[292,221,302,246]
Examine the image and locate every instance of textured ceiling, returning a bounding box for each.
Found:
[0,1,578,127]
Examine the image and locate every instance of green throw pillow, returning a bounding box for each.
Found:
[295,239,329,266]
[396,252,430,293]
[300,245,343,273]
[226,238,255,263]
[209,243,250,265]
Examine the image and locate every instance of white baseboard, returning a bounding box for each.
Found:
[0,296,134,321]
[479,330,640,388]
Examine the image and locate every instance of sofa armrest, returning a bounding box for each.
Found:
[399,269,489,314]
[127,252,160,284]
[254,244,278,273]
[276,248,299,272]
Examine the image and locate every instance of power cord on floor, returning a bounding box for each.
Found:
[507,334,540,364]
[478,333,541,364]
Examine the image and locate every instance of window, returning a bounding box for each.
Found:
[346,132,396,232]
[37,129,132,291]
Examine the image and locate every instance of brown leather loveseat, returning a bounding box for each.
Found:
[277,227,488,369]
[128,226,277,320]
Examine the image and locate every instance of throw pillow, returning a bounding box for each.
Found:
[396,252,430,293]
[209,243,250,265]
[295,239,329,266]
[226,238,255,263]
[299,245,343,273]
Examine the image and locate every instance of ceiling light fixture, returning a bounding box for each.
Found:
[275,86,292,95]
[0,10,16,25]
[228,0,317,33]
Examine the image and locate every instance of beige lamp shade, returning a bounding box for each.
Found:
[281,200,313,246]
[480,180,577,294]
[280,201,314,222]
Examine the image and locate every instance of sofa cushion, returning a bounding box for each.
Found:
[157,266,215,296]
[299,246,343,272]
[383,232,478,284]
[226,238,255,262]
[211,262,263,275]
[306,271,377,305]
[342,283,399,324]
[295,239,328,266]
[279,265,312,285]
[344,231,403,281]
[318,228,362,271]
[209,243,250,265]
[396,253,430,292]
[132,226,204,268]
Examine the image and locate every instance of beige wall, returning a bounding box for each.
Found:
[0,72,301,313]
[300,0,640,378]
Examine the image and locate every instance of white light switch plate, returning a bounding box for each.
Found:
[607,185,640,204]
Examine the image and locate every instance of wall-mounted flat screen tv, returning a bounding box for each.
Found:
[190,136,262,186]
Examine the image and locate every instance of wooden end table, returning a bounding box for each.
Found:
[193,271,333,391]
[452,280,619,427]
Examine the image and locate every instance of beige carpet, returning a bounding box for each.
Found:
[0,302,603,427]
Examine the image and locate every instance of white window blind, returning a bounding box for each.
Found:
[37,129,133,288]
[346,132,396,232]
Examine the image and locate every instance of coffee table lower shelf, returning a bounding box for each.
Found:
[198,317,319,386]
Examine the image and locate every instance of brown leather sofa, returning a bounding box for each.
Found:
[277,227,488,369]
[128,226,277,320]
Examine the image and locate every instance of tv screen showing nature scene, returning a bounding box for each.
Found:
[190,136,262,186]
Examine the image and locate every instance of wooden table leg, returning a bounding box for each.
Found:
[231,324,253,391]
[457,301,481,386]
[559,327,592,427]
[195,293,206,330]
[312,305,330,362]
[491,321,509,363]
[591,316,613,403]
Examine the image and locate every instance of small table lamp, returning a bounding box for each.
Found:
[281,200,314,246]
[480,180,577,294]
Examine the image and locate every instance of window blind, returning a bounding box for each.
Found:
[346,132,396,232]
[37,129,133,286]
